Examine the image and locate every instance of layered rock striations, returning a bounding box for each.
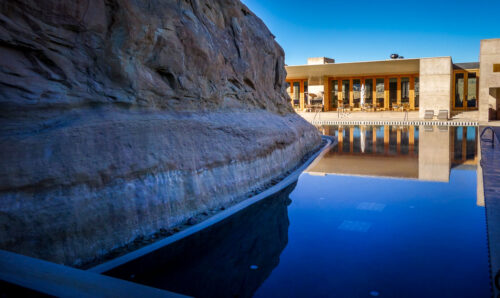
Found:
[0,0,321,266]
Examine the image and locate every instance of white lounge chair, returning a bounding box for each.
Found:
[424,110,434,120]
[437,110,448,120]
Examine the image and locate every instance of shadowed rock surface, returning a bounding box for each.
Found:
[0,0,320,266]
[105,183,296,298]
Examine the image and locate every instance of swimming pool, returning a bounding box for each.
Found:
[107,125,490,297]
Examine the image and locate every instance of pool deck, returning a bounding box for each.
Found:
[298,111,484,126]
[479,126,500,296]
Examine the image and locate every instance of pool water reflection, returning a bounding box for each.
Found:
[108,125,490,297]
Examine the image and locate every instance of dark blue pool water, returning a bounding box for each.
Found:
[108,125,490,297]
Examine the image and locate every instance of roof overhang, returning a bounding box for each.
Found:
[285,59,420,80]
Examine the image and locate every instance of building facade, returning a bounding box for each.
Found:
[286,38,500,122]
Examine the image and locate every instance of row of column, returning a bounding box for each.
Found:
[323,76,419,111]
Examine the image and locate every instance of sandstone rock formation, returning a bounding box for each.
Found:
[0,0,321,266]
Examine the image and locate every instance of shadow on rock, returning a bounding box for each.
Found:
[105,183,297,298]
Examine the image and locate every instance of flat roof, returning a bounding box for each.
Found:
[453,62,479,70]
[285,58,420,79]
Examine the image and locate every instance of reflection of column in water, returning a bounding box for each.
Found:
[350,126,354,153]
[397,128,401,154]
[360,126,366,153]
[338,127,343,153]
[372,126,377,152]
[409,125,415,155]
[384,126,389,153]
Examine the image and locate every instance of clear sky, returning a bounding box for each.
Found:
[241,0,500,66]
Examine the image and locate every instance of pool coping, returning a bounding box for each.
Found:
[309,119,478,126]
[88,135,336,274]
[0,249,186,297]
[479,127,500,297]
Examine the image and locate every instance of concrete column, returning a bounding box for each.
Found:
[410,76,415,110]
[384,78,389,110]
[349,79,353,108]
[397,77,402,105]
[419,57,452,119]
[323,76,330,111]
[299,80,305,111]
[479,39,500,122]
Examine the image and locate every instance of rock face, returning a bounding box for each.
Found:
[0,0,321,266]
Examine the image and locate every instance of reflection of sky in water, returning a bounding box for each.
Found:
[254,169,489,297]
[111,126,487,297]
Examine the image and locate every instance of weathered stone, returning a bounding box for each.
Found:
[0,0,320,266]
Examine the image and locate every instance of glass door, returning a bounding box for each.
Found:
[467,72,477,109]
[401,77,410,106]
[330,80,339,110]
[342,80,350,106]
[376,78,385,110]
[414,77,419,109]
[389,78,398,109]
[454,73,465,109]
[293,81,300,108]
[353,79,361,108]
[365,79,373,107]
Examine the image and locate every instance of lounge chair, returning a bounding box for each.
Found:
[424,110,434,120]
[437,110,448,120]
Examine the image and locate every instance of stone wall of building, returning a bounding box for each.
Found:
[479,39,500,121]
[419,57,453,119]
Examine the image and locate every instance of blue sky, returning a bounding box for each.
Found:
[241,0,500,65]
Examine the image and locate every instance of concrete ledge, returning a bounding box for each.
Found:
[309,120,478,126]
[479,127,500,297]
[0,249,186,297]
[89,136,335,274]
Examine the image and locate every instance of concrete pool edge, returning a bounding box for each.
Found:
[478,126,500,297]
[88,135,336,274]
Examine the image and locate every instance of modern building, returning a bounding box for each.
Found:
[286,38,500,122]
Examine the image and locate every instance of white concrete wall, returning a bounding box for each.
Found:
[419,57,452,119]
[479,39,500,122]
[307,57,335,65]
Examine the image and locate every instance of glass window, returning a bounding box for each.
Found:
[353,79,361,108]
[414,77,419,108]
[467,73,477,108]
[376,78,384,109]
[401,77,409,103]
[454,73,465,108]
[342,80,350,105]
[365,79,373,102]
[292,82,300,108]
[389,78,397,107]
[331,80,338,109]
[293,82,300,100]
[304,81,309,104]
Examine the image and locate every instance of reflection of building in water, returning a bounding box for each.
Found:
[307,125,477,182]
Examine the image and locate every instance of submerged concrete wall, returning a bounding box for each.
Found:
[419,57,453,119]
[479,39,500,122]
